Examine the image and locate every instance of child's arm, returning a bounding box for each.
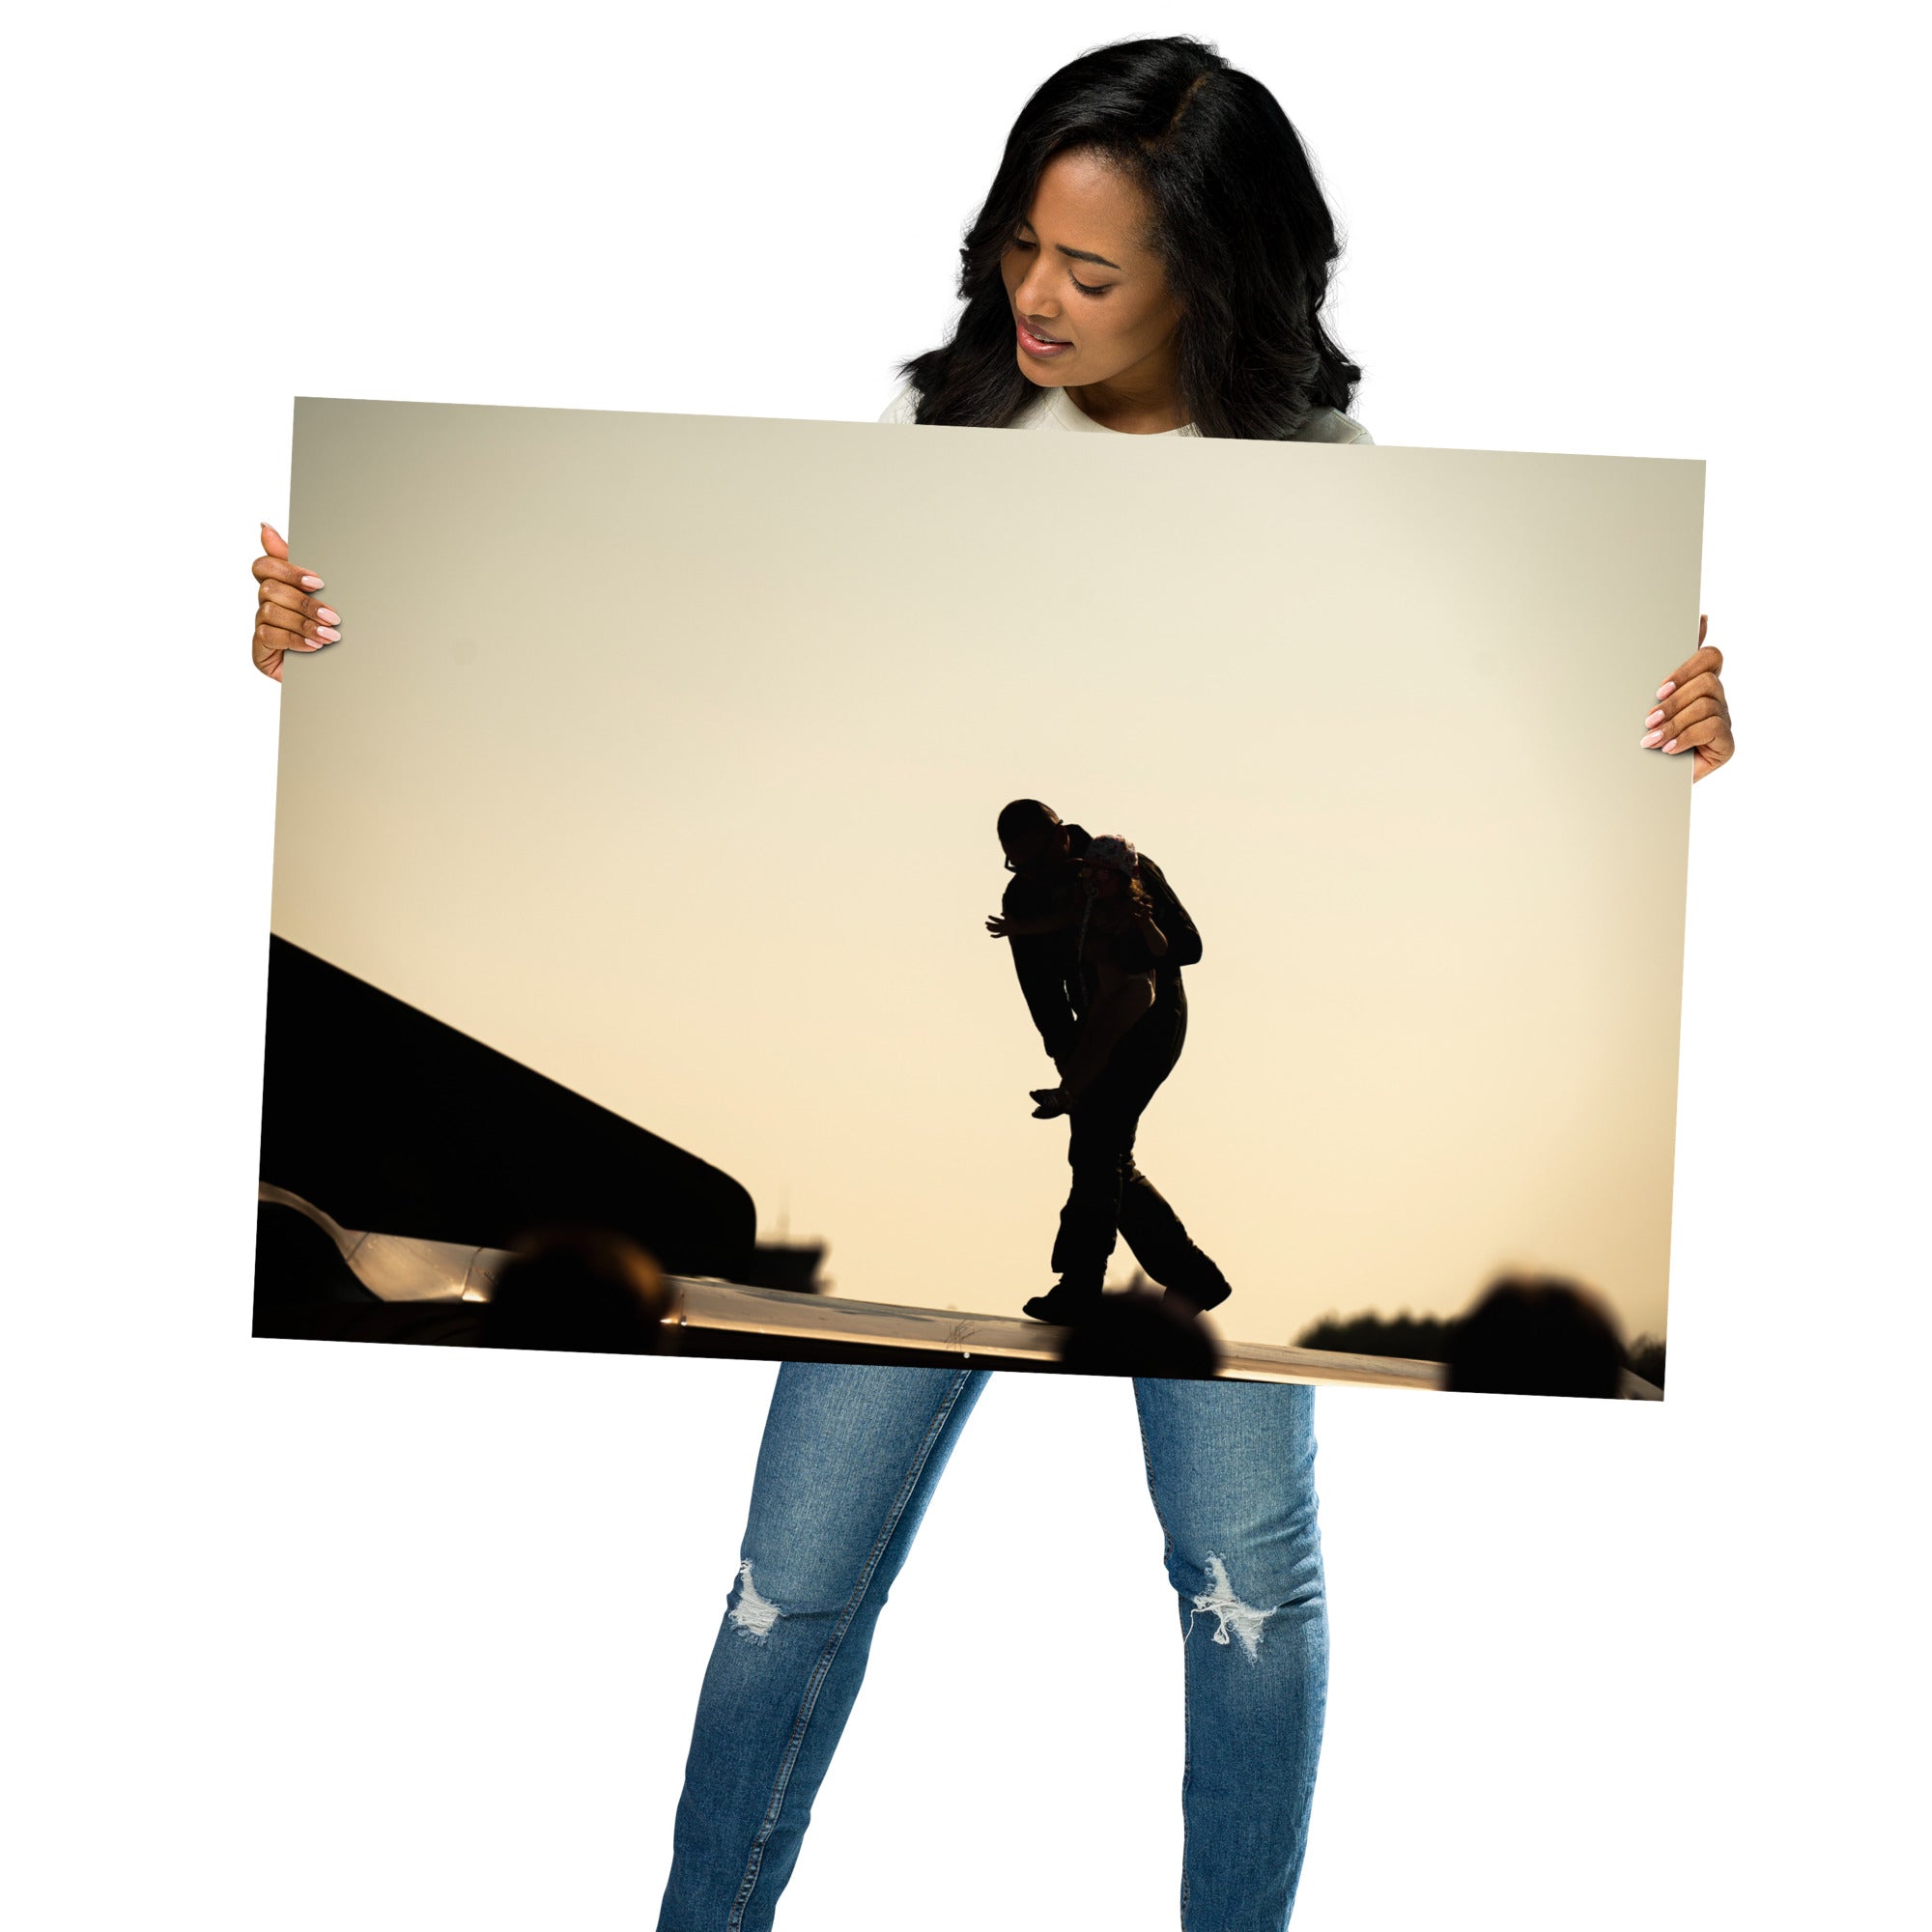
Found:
[986,907,1073,939]
[1129,894,1169,957]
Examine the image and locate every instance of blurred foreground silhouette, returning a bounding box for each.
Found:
[1444,1276,1626,1398]
[1056,1289,1223,1379]
[1298,1275,1660,1398]
[483,1229,675,1354]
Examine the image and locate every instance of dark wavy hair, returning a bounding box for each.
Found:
[899,37,1360,440]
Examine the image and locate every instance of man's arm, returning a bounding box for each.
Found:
[1004,878,1081,1063]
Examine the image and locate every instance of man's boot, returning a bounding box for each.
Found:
[1022,1277,1105,1325]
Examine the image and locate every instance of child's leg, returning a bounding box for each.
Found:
[1060,972,1156,1098]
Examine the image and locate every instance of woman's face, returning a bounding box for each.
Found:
[1083,864,1124,899]
[1000,148,1180,392]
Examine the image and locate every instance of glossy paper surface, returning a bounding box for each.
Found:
[275,399,1700,1353]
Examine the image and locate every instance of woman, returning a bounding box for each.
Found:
[248,38,1734,1931]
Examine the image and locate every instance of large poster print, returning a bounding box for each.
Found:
[255,400,1701,1398]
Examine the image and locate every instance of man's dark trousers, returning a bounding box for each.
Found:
[1049,990,1231,1304]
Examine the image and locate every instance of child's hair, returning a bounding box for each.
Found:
[1075,860,1151,977]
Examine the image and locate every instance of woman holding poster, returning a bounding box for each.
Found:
[248,36,1733,1932]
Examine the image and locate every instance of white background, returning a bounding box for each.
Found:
[4,3,1925,1927]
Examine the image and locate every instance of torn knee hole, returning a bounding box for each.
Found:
[1188,1554,1271,1662]
[728,1559,785,1641]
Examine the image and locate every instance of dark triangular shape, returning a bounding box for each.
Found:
[258,935,756,1280]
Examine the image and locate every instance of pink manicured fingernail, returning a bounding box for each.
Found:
[1645,708,1664,725]
[1662,738,1680,753]
[314,626,341,641]
[1641,730,1663,748]
[1655,681,1675,699]
[300,574,324,589]
[315,605,338,624]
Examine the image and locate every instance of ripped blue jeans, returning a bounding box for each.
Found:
[657,1364,1326,1932]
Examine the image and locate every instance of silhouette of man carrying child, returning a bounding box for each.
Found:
[986,800,1234,1327]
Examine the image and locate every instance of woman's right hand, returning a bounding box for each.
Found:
[251,523,340,681]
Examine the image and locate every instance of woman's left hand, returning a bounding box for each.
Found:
[1642,615,1735,781]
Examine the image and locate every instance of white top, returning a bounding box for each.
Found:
[877,380,1373,443]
